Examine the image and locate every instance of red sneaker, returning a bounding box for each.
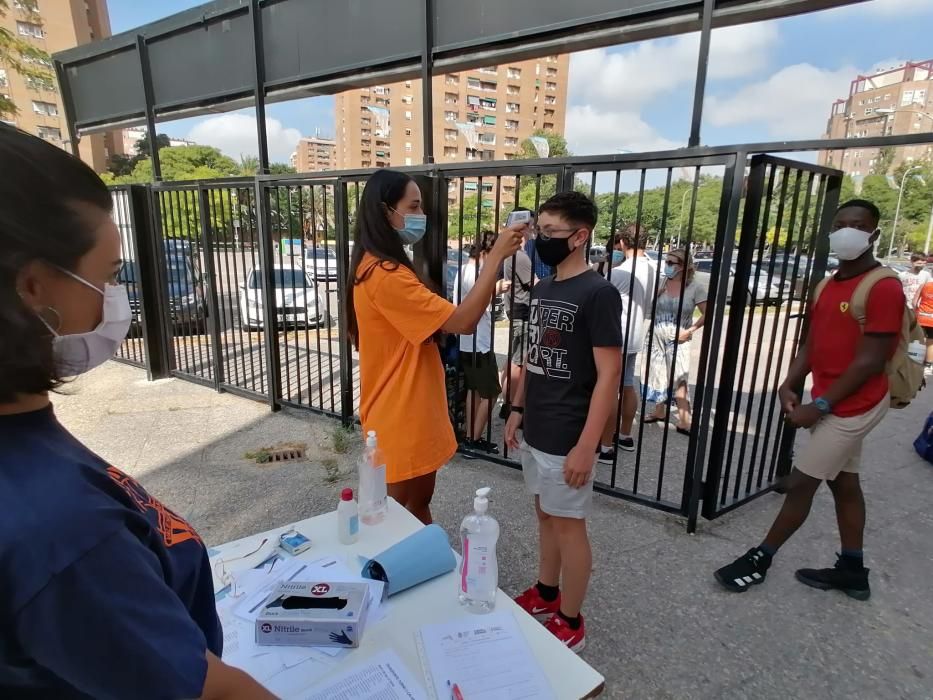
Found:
[513,586,561,620]
[544,613,586,653]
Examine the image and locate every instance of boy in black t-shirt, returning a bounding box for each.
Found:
[505,192,623,652]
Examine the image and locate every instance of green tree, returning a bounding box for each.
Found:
[269,162,296,175]
[0,1,53,118]
[517,129,570,160]
[238,154,260,176]
[870,146,896,177]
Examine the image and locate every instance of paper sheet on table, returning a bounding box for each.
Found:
[298,649,428,700]
[209,538,279,594]
[416,611,556,700]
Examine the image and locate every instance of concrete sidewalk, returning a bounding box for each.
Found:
[54,362,933,699]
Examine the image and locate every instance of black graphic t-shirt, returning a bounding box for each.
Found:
[0,407,221,699]
[525,270,623,455]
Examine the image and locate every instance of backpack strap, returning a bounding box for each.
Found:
[848,266,901,327]
[810,276,831,308]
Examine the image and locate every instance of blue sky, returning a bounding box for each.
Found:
[108,0,933,164]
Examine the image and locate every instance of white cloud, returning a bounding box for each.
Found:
[565,105,682,156]
[186,113,301,163]
[568,24,779,113]
[705,63,856,139]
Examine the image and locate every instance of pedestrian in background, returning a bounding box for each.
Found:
[346,170,522,524]
[455,230,511,456]
[642,248,707,435]
[900,252,930,308]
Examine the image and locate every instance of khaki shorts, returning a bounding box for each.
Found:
[795,396,889,481]
[521,442,595,519]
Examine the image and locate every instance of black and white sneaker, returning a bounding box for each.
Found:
[714,548,772,592]
[795,556,871,601]
[617,436,636,452]
[597,447,615,465]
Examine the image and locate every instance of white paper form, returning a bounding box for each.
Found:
[416,612,556,700]
[299,650,428,700]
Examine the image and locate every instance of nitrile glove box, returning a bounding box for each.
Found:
[255,580,371,648]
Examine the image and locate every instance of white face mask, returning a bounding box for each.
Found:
[39,269,132,376]
[829,227,874,261]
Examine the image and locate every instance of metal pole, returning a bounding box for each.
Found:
[676,188,689,248]
[420,0,435,164]
[889,165,921,259]
[687,0,714,148]
[249,0,270,174]
[925,196,933,256]
[135,35,161,181]
[53,59,80,158]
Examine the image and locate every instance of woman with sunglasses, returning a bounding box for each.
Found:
[643,248,707,434]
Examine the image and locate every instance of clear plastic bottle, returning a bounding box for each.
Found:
[337,488,359,545]
[458,487,499,613]
[359,431,388,525]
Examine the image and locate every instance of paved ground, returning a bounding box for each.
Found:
[54,362,933,699]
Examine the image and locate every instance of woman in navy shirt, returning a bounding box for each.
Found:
[0,126,273,699]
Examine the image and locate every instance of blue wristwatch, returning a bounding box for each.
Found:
[813,397,832,415]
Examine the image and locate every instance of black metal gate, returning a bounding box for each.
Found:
[695,155,842,526]
[109,151,841,530]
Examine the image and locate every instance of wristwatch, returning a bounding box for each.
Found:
[813,397,832,415]
[511,406,524,415]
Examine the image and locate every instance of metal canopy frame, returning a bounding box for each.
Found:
[49,0,914,181]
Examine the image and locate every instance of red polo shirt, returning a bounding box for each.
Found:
[809,270,903,417]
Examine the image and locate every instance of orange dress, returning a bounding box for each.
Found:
[917,279,933,329]
[354,254,457,483]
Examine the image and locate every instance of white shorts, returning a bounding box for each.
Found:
[521,442,595,519]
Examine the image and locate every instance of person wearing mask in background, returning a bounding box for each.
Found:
[915,271,933,377]
[505,192,622,652]
[597,224,657,462]
[456,231,512,456]
[500,209,536,420]
[0,126,273,699]
[643,248,707,434]
[592,232,623,277]
[715,200,903,600]
[900,253,930,309]
[346,170,523,524]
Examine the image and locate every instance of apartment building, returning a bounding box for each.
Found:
[818,60,933,178]
[122,126,194,155]
[334,55,569,172]
[0,0,118,172]
[291,135,337,172]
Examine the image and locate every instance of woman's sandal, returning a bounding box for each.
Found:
[642,415,663,424]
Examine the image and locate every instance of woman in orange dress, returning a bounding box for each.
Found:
[345,170,523,524]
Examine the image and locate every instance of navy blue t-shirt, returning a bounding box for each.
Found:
[0,406,222,699]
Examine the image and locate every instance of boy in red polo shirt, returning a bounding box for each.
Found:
[714,199,903,601]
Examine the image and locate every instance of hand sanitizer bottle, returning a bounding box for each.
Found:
[337,488,359,545]
[359,431,388,525]
[458,487,499,613]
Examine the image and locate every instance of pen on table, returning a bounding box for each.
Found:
[447,680,465,700]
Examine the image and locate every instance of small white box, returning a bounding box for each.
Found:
[255,581,371,648]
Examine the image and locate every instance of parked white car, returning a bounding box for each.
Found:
[239,267,326,330]
[303,246,340,283]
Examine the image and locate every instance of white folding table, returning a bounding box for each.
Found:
[212,498,605,698]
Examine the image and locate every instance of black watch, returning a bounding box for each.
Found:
[511,406,524,415]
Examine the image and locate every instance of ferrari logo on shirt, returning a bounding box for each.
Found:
[840,302,849,313]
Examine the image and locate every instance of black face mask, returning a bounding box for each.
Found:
[534,234,575,267]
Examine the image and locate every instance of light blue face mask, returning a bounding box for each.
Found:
[664,264,678,278]
[611,250,625,266]
[391,208,427,245]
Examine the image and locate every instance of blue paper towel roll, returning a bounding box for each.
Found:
[361,524,456,596]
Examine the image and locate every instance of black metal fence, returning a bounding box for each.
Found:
[110,151,841,530]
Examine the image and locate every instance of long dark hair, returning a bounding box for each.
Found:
[345,169,424,348]
[0,125,112,402]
